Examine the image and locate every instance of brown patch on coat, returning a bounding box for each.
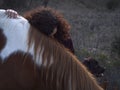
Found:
[0,51,39,90]
[0,28,6,52]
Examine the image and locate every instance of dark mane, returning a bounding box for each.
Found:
[24,7,71,40]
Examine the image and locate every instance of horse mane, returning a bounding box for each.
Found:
[27,26,103,90]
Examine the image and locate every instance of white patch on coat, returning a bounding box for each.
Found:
[0,9,30,60]
[0,9,53,67]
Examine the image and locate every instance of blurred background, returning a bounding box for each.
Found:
[0,0,120,89]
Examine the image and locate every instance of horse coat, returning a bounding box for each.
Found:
[0,9,103,90]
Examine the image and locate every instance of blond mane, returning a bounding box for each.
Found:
[27,26,103,90]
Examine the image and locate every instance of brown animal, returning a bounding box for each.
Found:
[0,8,103,90]
[83,57,105,77]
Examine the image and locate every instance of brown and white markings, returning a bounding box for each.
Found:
[0,9,103,90]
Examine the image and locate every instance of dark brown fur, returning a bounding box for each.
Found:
[24,7,71,41]
[0,28,6,52]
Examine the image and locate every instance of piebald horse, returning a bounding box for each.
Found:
[0,9,103,90]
